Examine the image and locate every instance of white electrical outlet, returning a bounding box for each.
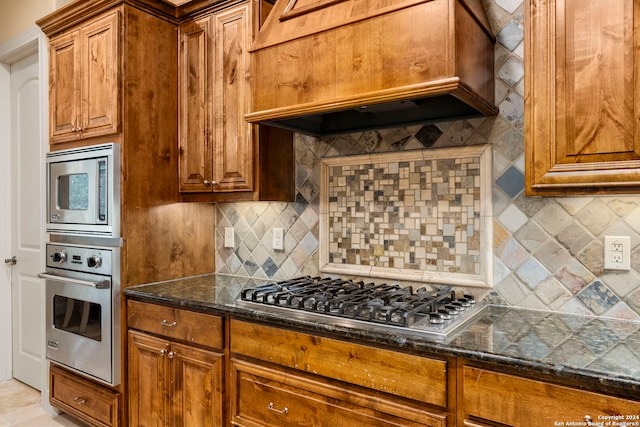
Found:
[224,227,235,248]
[273,228,284,250]
[604,236,630,270]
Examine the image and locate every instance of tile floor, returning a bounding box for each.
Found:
[0,379,85,426]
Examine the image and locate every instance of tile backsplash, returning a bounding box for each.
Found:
[319,146,493,288]
[216,0,640,321]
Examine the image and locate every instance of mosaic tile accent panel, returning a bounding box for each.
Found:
[320,145,493,287]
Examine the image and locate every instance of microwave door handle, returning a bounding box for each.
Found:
[37,273,110,289]
[97,158,107,224]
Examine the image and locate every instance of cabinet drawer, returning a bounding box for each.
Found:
[230,319,448,407]
[50,364,119,427]
[463,366,640,426]
[127,300,223,349]
[231,359,446,427]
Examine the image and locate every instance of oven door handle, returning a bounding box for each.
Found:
[38,273,111,289]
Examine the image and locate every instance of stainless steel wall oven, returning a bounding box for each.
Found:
[39,242,121,386]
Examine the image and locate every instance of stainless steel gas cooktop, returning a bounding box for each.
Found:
[236,276,487,342]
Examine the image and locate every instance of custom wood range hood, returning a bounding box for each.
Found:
[245,0,498,136]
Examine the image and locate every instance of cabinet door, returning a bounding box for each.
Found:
[50,365,120,427]
[80,11,120,139]
[171,342,225,427]
[525,0,640,195]
[462,366,640,426]
[178,16,215,193]
[212,4,254,192]
[231,359,447,427]
[49,30,81,144]
[128,331,171,427]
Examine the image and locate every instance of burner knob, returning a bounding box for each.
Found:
[457,298,471,307]
[429,312,445,324]
[87,255,102,268]
[444,304,462,314]
[437,309,453,320]
[52,252,66,263]
[450,301,466,311]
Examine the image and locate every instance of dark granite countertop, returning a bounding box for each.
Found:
[124,274,640,400]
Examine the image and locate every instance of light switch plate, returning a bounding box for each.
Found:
[273,228,284,250]
[224,227,234,248]
[604,236,630,270]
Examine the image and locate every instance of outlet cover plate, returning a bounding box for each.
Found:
[604,236,630,270]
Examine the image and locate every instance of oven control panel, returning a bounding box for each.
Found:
[45,243,113,276]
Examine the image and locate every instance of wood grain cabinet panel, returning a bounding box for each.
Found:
[525,0,640,195]
[178,15,213,193]
[230,319,448,407]
[178,1,294,202]
[230,319,453,427]
[49,11,119,144]
[50,365,120,427]
[127,308,225,427]
[460,365,640,426]
[231,359,447,427]
[127,300,224,349]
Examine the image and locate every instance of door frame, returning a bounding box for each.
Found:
[0,26,49,382]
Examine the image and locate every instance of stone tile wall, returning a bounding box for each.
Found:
[215,0,640,321]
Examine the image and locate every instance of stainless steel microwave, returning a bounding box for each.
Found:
[46,143,120,238]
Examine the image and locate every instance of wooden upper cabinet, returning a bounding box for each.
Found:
[179,3,254,195]
[178,0,295,202]
[178,16,214,193]
[212,4,253,193]
[49,30,80,142]
[49,11,120,144]
[525,0,640,195]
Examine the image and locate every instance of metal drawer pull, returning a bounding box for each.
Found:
[73,396,86,405]
[160,320,177,327]
[267,402,288,414]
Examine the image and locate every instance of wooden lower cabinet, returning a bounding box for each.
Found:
[50,364,120,427]
[127,301,225,427]
[460,365,640,427]
[229,319,452,427]
[231,359,446,427]
[125,308,640,427]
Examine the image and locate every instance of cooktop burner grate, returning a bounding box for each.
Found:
[239,276,481,335]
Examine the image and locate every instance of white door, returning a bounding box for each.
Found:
[8,50,44,390]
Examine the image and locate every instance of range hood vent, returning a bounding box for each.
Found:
[246,0,498,136]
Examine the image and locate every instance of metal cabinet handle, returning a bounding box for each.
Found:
[267,402,289,414]
[160,320,177,327]
[159,349,176,358]
[4,256,16,266]
[73,396,86,405]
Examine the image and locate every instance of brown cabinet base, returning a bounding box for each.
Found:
[50,364,120,427]
[231,359,447,427]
